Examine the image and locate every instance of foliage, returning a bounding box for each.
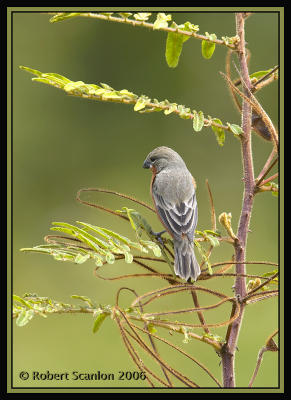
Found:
[16,11,279,388]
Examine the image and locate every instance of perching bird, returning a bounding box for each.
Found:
[143,146,200,281]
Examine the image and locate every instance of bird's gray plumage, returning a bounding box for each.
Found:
[143,146,200,281]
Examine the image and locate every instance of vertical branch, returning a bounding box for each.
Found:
[221,13,256,388]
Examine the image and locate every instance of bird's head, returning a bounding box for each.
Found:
[143,146,185,173]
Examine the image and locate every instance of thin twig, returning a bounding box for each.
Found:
[248,330,278,387]
[259,173,278,187]
[48,12,237,50]
[256,148,277,185]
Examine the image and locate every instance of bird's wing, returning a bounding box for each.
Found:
[152,189,198,240]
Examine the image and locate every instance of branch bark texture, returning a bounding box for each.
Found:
[221,13,256,388]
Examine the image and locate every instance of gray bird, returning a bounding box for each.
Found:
[143,146,200,281]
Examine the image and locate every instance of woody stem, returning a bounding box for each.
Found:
[221,13,255,388]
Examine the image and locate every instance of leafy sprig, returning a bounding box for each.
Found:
[20,65,242,144]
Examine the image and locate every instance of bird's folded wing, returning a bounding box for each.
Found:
[153,191,197,239]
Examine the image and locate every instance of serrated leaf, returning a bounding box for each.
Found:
[211,118,225,146]
[192,110,204,132]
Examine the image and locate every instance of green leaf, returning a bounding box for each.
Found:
[93,254,104,267]
[195,241,212,275]
[64,81,89,94]
[166,22,190,68]
[140,240,162,257]
[192,110,204,132]
[201,33,217,59]
[164,103,178,115]
[124,252,134,263]
[74,253,91,264]
[19,66,43,77]
[153,13,172,30]
[71,295,94,307]
[105,252,115,264]
[227,123,243,136]
[133,13,151,21]
[165,21,197,68]
[13,294,34,309]
[49,13,81,23]
[99,227,131,247]
[203,332,225,344]
[42,73,71,85]
[147,323,157,334]
[31,77,54,86]
[118,13,133,19]
[211,118,225,146]
[206,235,220,247]
[51,222,109,250]
[249,69,272,81]
[203,230,221,237]
[264,182,279,197]
[16,309,34,327]
[93,312,109,333]
[134,98,147,111]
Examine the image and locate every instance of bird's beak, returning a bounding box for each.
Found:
[143,159,152,169]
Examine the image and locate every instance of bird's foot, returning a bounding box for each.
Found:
[150,230,166,247]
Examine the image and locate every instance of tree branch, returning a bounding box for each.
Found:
[48,12,237,50]
[221,13,256,388]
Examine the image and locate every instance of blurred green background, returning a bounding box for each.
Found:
[12,11,278,389]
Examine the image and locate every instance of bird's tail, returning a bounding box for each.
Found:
[174,238,200,281]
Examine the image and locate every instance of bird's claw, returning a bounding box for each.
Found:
[150,230,166,247]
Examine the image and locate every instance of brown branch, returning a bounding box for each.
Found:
[256,148,278,185]
[131,322,222,387]
[115,288,173,387]
[118,307,199,387]
[259,173,278,187]
[49,12,237,50]
[248,330,278,387]
[221,13,255,388]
